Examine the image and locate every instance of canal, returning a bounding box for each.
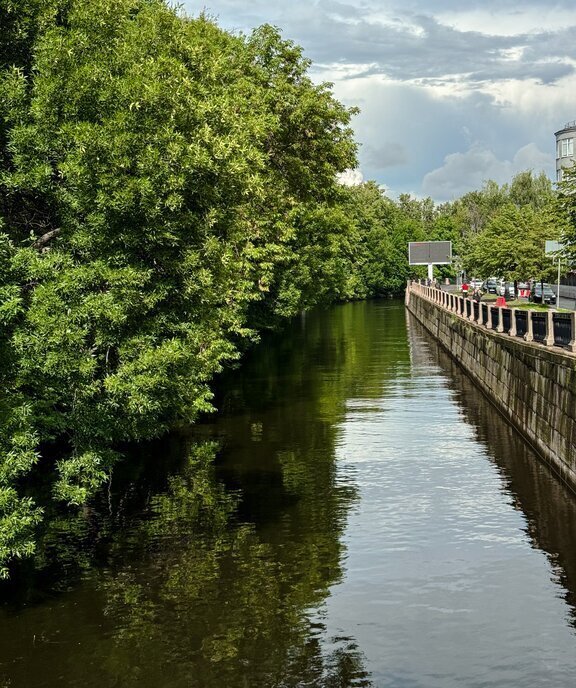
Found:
[2,299,576,687]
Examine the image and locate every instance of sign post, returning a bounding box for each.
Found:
[408,241,453,283]
[545,240,566,305]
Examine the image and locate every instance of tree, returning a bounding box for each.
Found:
[556,165,576,264]
[0,1,359,574]
[465,203,556,283]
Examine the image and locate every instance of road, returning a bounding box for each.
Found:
[439,283,575,310]
[558,294,576,310]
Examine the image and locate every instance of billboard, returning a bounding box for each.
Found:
[545,240,565,255]
[408,241,452,265]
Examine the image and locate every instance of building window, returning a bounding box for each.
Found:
[561,138,574,157]
[557,168,563,182]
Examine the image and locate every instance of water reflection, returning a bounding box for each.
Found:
[2,302,402,687]
[3,302,576,687]
[406,313,576,628]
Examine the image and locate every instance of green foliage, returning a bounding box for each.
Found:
[0,0,362,574]
[444,171,556,280]
[465,203,556,282]
[556,166,576,262]
[336,182,424,296]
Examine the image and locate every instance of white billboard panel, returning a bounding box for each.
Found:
[408,241,452,265]
[545,240,565,255]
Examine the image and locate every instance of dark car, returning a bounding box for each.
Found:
[530,283,556,305]
[484,278,499,294]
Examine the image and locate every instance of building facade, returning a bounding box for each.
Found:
[555,120,576,182]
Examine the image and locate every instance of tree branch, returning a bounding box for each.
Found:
[33,227,61,249]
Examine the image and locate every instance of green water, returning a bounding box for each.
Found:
[2,300,576,687]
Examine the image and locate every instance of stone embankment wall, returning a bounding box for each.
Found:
[406,283,576,491]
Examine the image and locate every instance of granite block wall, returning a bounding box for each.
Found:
[407,288,576,490]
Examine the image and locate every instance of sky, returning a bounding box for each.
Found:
[183,0,576,202]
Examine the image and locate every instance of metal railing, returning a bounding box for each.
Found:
[408,281,576,353]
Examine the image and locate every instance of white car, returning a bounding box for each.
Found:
[498,281,515,298]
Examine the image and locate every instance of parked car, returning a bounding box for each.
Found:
[498,281,515,299]
[530,283,556,305]
[470,278,483,290]
[484,277,499,294]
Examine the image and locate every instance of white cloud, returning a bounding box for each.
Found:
[422,143,554,200]
[186,0,576,200]
[337,168,365,185]
[435,8,576,36]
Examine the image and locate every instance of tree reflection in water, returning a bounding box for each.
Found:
[91,442,368,687]
[1,302,401,688]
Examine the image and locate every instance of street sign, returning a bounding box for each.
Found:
[408,241,452,265]
[545,240,566,303]
[545,240,565,255]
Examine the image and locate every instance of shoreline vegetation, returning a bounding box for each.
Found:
[1,0,575,576]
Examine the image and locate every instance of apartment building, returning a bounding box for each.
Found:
[555,120,576,182]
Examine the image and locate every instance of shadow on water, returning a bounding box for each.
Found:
[1,300,411,688]
[406,312,576,628]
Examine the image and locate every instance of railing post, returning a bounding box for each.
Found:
[509,308,517,337]
[477,302,484,326]
[568,312,576,353]
[496,306,504,333]
[544,310,554,346]
[524,310,534,342]
[486,304,492,329]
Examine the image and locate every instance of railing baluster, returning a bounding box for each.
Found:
[569,312,576,353]
[525,311,534,342]
[509,308,516,337]
[545,310,554,346]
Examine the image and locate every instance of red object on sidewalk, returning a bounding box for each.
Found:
[496,296,506,307]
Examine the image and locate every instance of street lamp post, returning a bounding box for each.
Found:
[545,240,565,306]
